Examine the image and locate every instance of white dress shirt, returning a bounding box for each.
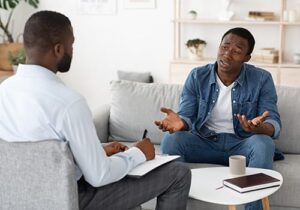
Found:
[0,64,146,187]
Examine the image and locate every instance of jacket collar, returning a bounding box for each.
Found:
[209,62,247,87]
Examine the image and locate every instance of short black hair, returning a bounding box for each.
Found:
[221,27,255,55]
[23,10,71,51]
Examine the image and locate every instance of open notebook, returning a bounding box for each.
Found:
[128,155,180,177]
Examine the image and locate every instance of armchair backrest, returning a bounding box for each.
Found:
[0,139,79,210]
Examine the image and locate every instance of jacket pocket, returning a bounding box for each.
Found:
[240,101,258,119]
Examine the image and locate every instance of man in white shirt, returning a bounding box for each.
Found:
[0,11,191,210]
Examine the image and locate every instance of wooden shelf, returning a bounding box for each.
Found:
[173,19,281,25]
[281,21,300,25]
[173,19,300,26]
[171,59,300,69]
[171,0,300,86]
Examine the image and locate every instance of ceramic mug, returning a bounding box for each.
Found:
[229,155,246,175]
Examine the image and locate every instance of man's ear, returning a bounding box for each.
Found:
[244,54,251,62]
[53,43,65,58]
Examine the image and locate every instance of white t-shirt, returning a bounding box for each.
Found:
[205,75,235,134]
[0,64,146,187]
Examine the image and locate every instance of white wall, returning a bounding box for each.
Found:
[14,0,174,112]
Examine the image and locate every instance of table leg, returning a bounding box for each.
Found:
[228,205,236,210]
[262,197,270,210]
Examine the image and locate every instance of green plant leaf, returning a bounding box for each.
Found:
[25,0,39,8]
[8,0,19,8]
[0,0,19,10]
[0,0,38,9]
[0,0,39,42]
[8,48,25,65]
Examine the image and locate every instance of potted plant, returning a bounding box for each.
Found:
[185,38,207,60]
[8,47,25,72]
[0,0,39,71]
[187,10,197,19]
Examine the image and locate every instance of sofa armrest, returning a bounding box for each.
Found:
[93,104,110,143]
[0,139,78,210]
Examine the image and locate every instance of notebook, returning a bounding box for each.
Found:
[223,173,281,193]
[128,155,180,177]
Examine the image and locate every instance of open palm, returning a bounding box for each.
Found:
[154,107,186,133]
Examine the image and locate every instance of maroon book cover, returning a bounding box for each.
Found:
[223,173,280,193]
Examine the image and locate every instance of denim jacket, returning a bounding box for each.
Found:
[178,62,281,139]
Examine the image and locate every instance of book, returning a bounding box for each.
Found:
[223,173,281,193]
[128,154,180,177]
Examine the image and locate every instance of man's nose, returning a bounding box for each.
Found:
[224,49,233,58]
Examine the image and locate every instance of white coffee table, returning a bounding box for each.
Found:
[189,167,283,210]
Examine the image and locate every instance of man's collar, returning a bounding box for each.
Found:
[16,64,64,84]
[210,62,246,87]
[235,64,246,86]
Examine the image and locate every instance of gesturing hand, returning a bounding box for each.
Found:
[237,111,269,133]
[154,107,186,133]
[103,141,128,156]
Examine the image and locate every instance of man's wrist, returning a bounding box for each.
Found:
[256,123,275,137]
[180,118,188,131]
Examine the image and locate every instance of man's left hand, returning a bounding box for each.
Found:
[237,111,269,133]
[103,141,128,156]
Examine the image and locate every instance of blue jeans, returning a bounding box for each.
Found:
[161,131,275,210]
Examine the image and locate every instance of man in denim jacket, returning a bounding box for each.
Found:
[155,27,281,210]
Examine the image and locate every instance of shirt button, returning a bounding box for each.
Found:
[208,112,211,115]
[216,89,219,92]
[212,100,215,103]
[232,88,235,91]
[234,113,237,116]
[233,100,236,103]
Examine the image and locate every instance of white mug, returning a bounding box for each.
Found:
[229,155,246,175]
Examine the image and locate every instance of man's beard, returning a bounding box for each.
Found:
[57,52,72,73]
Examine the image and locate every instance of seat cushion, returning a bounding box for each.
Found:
[270,154,300,208]
[275,86,300,154]
[0,139,78,210]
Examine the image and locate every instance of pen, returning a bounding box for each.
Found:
[215,185,224,190]
[142,129,148,139]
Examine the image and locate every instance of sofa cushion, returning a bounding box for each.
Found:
[270,154,300,207]
[0,139,78,210]
[109,81,299,153]
[275,86,300,154]
[109,80,182,144]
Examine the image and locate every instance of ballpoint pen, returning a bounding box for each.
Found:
[142,129,148,139]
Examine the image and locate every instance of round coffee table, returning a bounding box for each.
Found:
[189,167,283,210]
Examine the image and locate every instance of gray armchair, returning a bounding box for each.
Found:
[0,139,78,210]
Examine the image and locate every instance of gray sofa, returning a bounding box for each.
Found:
[1,80,298,210]
[94,80,300,210]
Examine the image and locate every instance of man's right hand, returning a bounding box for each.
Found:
[134,138,155,161]
[154,107,186,133]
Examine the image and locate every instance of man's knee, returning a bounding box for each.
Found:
[248,134,275,154]
[246,135,275,169]
[165,161,191,187]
